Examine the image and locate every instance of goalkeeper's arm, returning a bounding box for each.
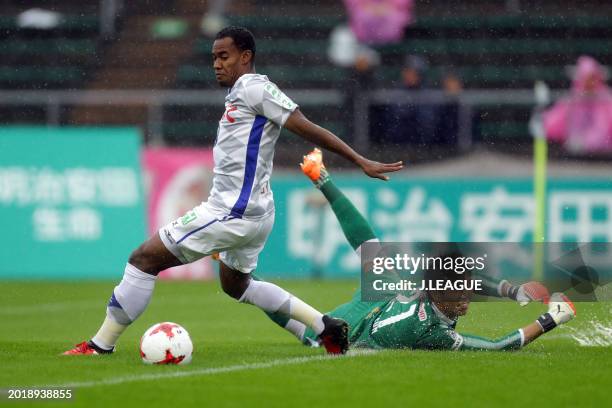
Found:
[459,292,576,351]
[474,270,550,305]
[418,292,576,351]
[459,321,544,351]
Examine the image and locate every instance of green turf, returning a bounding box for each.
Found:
[0,280,610,407]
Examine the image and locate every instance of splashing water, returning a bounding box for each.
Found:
[566,319,612,347]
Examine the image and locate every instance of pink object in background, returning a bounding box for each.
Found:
[143,148,215,280]
[343,0,414,44]
[543,55,612,154]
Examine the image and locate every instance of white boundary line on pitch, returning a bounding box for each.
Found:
[47,350,379,389]
[0,295,209,316]
[0,301,101,316]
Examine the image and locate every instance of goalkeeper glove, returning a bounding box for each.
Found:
[536,292,576,333]
[507,281,550,306]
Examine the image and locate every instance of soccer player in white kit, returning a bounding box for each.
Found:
[64,27,403,356]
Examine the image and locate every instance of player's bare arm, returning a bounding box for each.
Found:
[284,109,404,180]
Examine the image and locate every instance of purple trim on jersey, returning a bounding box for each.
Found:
[108,292,123,310]
[230,114,267,218]
[177,219,218,244]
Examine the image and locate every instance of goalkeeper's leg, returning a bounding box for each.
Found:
[262,148,379,344]
[300,148,379,253]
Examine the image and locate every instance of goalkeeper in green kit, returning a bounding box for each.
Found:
[265,148,577,351]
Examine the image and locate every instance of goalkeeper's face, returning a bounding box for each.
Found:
[427,273,473,319]
[432,289,471,318]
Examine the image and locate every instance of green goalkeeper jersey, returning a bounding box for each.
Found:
[351,292,464,350]
[303,290,524,351]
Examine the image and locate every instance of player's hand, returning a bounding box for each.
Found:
[512,281,551,306]
[358,158,403,181]
[547,292,576,325]
[535,292,576,333]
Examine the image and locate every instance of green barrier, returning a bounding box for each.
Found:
[0,127,145,279]
[257,176,612,279]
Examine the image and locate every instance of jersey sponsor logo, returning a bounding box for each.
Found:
[223,104,238,123]
[264,83,296,110]
[180,211,197,226]
[372,304,416,334]
[418,301,427,321]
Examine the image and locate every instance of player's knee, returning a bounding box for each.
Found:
[220,277,246,299]
[219,265,250,299]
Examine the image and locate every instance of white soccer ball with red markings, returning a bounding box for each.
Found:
[140,322,193,365]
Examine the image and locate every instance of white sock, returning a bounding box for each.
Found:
[239,280,325,334]
[239,280,290,312]
[91,316,127,351]
[112,263,157,321]
[288,296,325,334]
[284,319,307,340]
[91,263,157,349]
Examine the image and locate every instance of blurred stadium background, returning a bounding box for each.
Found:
[1,0,612,281]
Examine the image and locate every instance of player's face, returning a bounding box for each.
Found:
[430,282,472,319]
[442,291,471,317]
[212,37,252,87]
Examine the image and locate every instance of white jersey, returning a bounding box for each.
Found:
[207,73,298,220]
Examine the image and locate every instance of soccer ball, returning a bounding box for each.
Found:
[140,322,193,365]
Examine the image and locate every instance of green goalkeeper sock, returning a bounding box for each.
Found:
[319,178,377,251]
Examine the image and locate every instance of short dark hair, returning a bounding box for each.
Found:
[215,26,256,62]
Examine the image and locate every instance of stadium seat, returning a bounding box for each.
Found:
[225,15,343,31]
[376,39,611,56]
[0,13,100,89]
[479,121,528,138]
[194,38,326,56]
[411,15,612,30]
[178,64,347,88]
[0,39,97,56]
[0,66,86,84]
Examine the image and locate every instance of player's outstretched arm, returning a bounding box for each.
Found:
[459,292,576,351]
[284,109,403,180]
[474,271,550,305]
[500,280,550,305]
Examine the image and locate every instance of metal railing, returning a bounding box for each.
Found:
[0,88,561,148]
